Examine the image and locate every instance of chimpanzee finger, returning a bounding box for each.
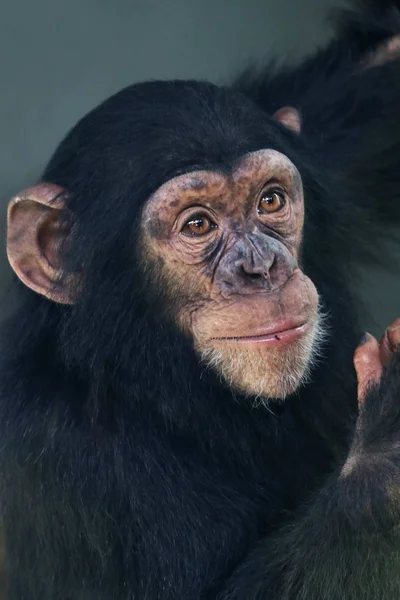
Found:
[379,317,400,366]
[354,333,383,407]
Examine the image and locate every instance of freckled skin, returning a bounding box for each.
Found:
[175,177,209,191]
[146,217,171,240]
[141,149,319,400]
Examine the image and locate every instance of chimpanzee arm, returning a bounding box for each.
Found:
[235,0,400,119]
[220,342,400,600]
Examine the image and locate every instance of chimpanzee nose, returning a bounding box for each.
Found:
[236,234,296,292]
[240,238,276,281]
[216,233,297,297]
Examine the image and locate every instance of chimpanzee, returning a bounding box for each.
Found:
[2,1,400,598]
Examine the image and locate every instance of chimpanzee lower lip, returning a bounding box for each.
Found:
[211,320,310,344]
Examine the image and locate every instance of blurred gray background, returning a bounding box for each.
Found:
[0,0,398,334]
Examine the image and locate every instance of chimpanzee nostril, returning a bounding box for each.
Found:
[247,271,265,280]
[240,252,276,280]
[239,265,271,284]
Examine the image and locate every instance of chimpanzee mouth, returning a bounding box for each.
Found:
[211,319,311,346]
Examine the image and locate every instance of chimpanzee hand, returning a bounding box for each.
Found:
[221,319,400,600]
[343,318,400,480]
[354,318,400,402]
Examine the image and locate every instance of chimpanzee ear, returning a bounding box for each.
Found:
[273,107,301,133]
[6,183,75,304]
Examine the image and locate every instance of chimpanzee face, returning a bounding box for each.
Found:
[140,149,321,399]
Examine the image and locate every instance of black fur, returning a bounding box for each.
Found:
[2,1,400,598]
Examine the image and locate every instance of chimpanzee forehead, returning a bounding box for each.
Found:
[159,149,300,191]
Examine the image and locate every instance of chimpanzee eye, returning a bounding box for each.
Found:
[257,189,286,214]
[181,214,217,237]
